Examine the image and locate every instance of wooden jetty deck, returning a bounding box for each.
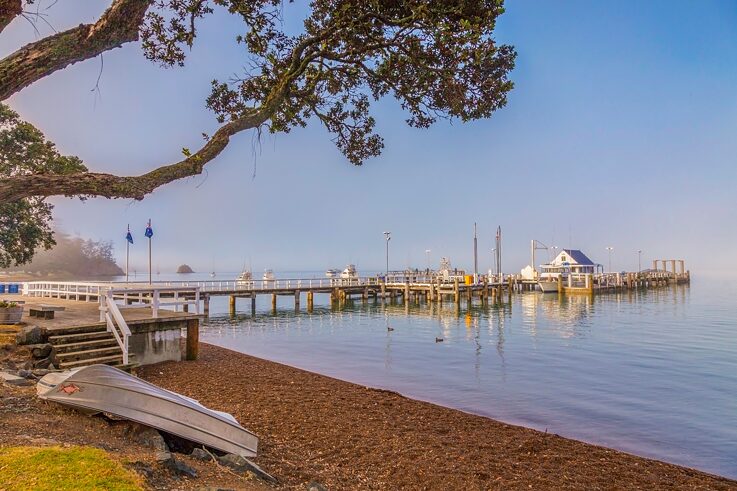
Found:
[18,262,690,316]
[7,263,688,370]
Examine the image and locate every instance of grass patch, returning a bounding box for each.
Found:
[0,446,143,491]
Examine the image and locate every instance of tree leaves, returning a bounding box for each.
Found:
[0,103,86,266]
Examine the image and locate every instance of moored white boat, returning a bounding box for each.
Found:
[236,268,253,287]
[340,264,357,279]
[538,278,560,293]
[325,269,338,278]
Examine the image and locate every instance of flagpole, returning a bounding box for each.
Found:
[148,219,152,285]
[126,232,130,283]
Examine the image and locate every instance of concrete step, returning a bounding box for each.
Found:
[45,323,109,336]
[48,330,113,345]
[59,353,136,370]
[53,338,119,354]
[56,346,125,363]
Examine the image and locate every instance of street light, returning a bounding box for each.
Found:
[383,232,391,276]
[605,246,614,273]
[637,250,642,273]
[425,249,431,271]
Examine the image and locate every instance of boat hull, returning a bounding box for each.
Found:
[38,364,258,457]
[538,280,560,293]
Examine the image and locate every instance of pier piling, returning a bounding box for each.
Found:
[186,318,199,361]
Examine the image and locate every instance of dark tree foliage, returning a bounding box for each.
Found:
[0,0,515,265]
[0,0,515,202]
[0,104,86,267]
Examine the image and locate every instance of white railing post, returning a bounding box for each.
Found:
[99,290,106,322]
[152,290,160,318]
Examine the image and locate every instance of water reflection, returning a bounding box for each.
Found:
[201,282,737,479]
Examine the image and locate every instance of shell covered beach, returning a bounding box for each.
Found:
[138,344,737,490]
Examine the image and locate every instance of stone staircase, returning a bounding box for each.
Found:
[47,324,137,371]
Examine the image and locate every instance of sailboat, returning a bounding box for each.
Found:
[237,267,253,287]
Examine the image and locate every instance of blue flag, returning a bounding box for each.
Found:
[126,225,133,244]
[145,220,153,239]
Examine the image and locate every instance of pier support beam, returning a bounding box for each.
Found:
[307,291,314,312]
[186,318,199,361]
[271,293,277,313]
[229,295,236,316]
[203,296,210,317]
[294,290,300,310]
[251,295,256,315]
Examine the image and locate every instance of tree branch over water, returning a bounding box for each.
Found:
[0,0,151,101]
[0,0,515,263]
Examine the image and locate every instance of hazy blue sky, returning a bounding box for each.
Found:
[4,1,737,275]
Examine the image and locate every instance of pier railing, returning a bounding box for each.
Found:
[23,281,108,300]
[141,277,384,292]
[102,286,201,317]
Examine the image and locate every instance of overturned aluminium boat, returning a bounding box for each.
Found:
[37,364,258,457]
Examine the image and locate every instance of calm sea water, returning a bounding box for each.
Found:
[194,274,736,479]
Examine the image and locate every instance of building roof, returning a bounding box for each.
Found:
[562,249,595,266]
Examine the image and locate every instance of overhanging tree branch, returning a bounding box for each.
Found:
[0,1,515,202]
[0,108,274,201]
[0,0,152,101]
[0,0,21,33]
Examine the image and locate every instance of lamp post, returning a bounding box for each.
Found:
[425,249,431,271]
[605,246,614,273]
[383,232,391,276]
[637,250,642,273]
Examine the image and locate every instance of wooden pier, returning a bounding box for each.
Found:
[20,262,690,319]
[9,262,689,369]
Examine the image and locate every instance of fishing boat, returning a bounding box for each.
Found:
[262,269,275,285]
[538,268,564,293]
[37,364,258,457]
[340,264,358,279]
[325,269,339,278]
[236,269,253,287]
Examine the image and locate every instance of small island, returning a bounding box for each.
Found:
[176,264,194,274]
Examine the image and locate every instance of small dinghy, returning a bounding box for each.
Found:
[37,364,258,457]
